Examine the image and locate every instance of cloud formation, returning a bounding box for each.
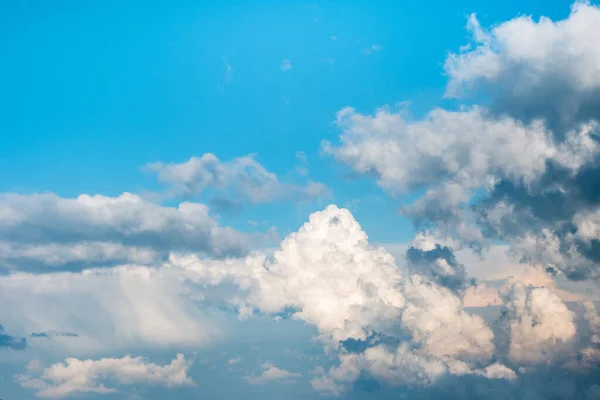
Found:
[445,2,600,137]
[0,192,257,271]
[172,206,514,395]
[325,2,600,282]
[145,153,329,210]
[244,362,301,385]
[17,353,192,398]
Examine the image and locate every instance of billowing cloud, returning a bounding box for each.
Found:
[324,3,600,283]
[0,192,258,271]
[144,153,329,209]
[16,353,192,398]
[172,206,507,394]
[498,282,577,364]
[445,2,600,137]
[244,362,301,385]
[2,204,598,398]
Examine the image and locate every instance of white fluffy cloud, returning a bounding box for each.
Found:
[174,205,406,343]
[172,205,509,394]
[499,282,577,364]
[324,106,596,195]
[244,362,301,385]
[446,2,600,135]
[17,353,192,398]
[145,153,329,206]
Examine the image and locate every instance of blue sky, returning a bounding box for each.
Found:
[0,0,573,242]
[3,1,600,400]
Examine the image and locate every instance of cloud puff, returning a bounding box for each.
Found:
[244,362,301,385]
[0,192,256,271]
[16,353,192,398]
[281,59,292,71]
[145,153,329,209]
[446,2,600,137]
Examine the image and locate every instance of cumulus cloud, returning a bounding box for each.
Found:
[174,205,406,343]
[244,362,301,385]
[0,192,257,271]
[173,205,600,396]
[2,204,598,397]
[144,153,329,209]
[171,205,512,394]
[16,353,192,398]
[445,2,600,137]
[498,282,577,364]
[324,3,600,282]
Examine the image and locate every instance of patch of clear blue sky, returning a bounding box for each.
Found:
[0,0,574,244]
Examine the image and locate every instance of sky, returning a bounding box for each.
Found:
[1,1,600,399]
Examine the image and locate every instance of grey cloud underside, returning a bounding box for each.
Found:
[0,192,272,272]
[445,3,600,139]
[406,244,471,294]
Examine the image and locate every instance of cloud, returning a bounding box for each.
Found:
[16,353,193,398]
[406,242,471,295]
[0,192,256,271]
[498,282,577,364]
[227,357,242,365]
[2,204,599,397]
[281,59,292,71]
[145,153,330,208]
[324,10,600,280]
[244,362,301,385]
[325,106,595,196]
[0,324,26,350]
[363,44,383,55]
[171,205,511,394]
[445,2,600,137]
[0,265,221,354]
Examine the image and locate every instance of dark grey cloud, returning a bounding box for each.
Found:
[406,244,471,294]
